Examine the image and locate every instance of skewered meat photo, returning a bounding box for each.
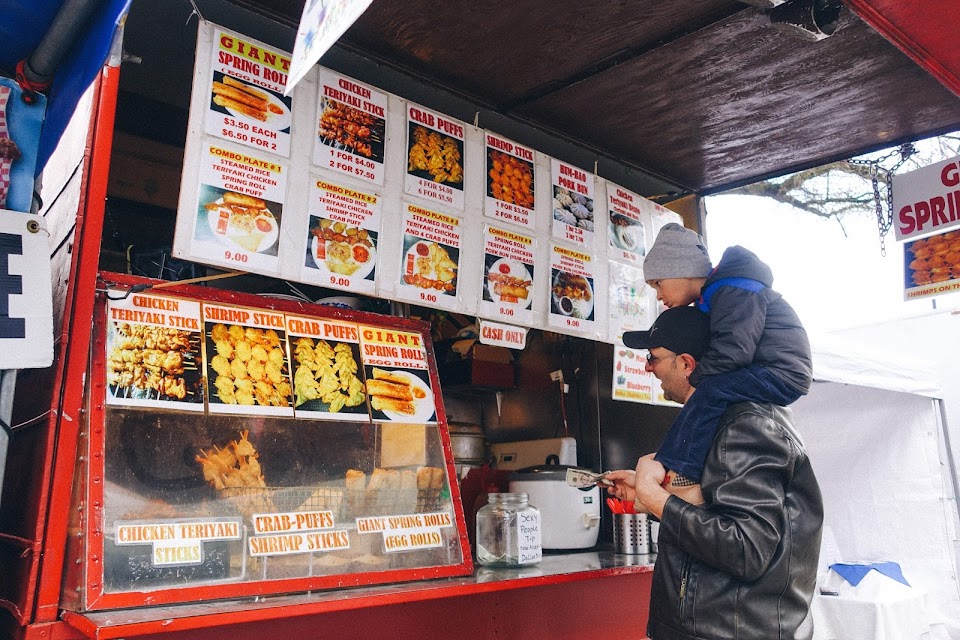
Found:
[317,97,385,162]
[107,323,202,404]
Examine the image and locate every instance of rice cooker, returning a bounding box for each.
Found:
[508,464,601,550]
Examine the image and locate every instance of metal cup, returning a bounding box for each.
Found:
[613,513,650,554]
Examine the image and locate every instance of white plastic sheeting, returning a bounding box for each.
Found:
[793,382,959,640]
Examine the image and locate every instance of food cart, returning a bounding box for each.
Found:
[1,1,959,639]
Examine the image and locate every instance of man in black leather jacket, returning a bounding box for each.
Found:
[608,306,823,640]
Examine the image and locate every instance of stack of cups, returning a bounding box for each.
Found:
[613,513,650,554]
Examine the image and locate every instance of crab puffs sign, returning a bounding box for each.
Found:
[396,203,462,311]
[301,178,380,295]
[359,327,435,423]
[248,510,350,557]
[357,511,454,552]
[286,316,368,421]
[106,293,204,412]
[405,104,465,210]
[203,304,293,416]
[207,28,293,158]
[894,155,960,241]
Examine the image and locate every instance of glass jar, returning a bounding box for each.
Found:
[475,492,541,567]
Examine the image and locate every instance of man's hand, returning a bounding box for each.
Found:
[635,454,670,519]
[604,469,637,503]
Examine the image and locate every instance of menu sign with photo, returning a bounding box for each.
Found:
[611,347,654,404]
[551,158,595,248]
[405,104,465,210]
[903,230,960,300]
[396,203,462,310]
[548,243,596,333]
[301,178,380,295]
[105,293,204,411]
[609,262,654,343]
[314,69,387,185]
[286,315,368,421]
[359,326,435,423]
[190,143,287,273]
[484,132,535,229]
[206,29,293,158]
[607,185,648,265]
[203,303,293,417]
[479,224,535,325]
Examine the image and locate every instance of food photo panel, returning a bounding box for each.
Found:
[548,243,597,335]
[395,203,462,311]
[478,224,535,326]
[359,326,436,423]
[405,103,465,210]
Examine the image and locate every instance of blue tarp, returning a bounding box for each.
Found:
[0,0,131,173]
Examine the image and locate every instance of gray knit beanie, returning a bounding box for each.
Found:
[643,223,713,281]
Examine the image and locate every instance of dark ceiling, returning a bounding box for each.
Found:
[173,0,960,197]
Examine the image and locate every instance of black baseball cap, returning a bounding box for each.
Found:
[622,306,710,359]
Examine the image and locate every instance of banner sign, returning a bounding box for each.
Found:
[0,210,52,368]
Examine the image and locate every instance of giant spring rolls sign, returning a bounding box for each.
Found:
[314,69,387,186]
[893,155,960,241]
[301,178,380,295]
[396,203,462,311]
[203,303,294,417]
[206,28,293,158]
[189,143,287,273]
[405,104,465,210]
[607,185,648,265]
[105,293,204,411]
[551,158,595,248]
[548,243,596,333]
[479,224,535,325]
[484,132,536,229]
[286,315,369,421]
[359,326,435,423]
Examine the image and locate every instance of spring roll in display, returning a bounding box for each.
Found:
[105,293,204,411]
[205,28,293,157]
[359,326,435,423]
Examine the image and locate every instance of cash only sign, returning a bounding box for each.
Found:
[894,155,960,300]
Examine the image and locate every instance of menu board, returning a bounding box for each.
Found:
[405,104,466,210]
[611,347,654,404]
[548,243,596,334]
[903,229,960,300]
[301,178,380,295]
[286,315,368,421]
[479,224,535,325]
[484,132,536,229]
[608,262,654,344]
[205,28,293,157]
[105,293,204,411]
[396,203,462,311]
[551,158,595,248]
[607,184,648,265]
[189,142,287,273]
[202,303,294,416]
[314,69,387,185]
[359,326,436,423]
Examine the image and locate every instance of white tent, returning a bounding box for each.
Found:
[792,335,960,640]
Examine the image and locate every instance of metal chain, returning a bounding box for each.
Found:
[849,143,916,256]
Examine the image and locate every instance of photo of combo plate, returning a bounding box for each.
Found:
[551,270,594,320]
[366,368,435,422]
[309,223,377,280]
[204,192,279,254]
[485,257,533,310]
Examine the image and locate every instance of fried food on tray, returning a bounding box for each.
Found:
[212,75,282,121]
[310,219,375,276]
[197,430,274,515]
[203,190,276,253]
[408,125,463,184]
[207,323,291,407]
[488,272,532,301]
[292,337,365,411]
[107,324,196,400]
[907,231,960,286]
[488,150,534,208]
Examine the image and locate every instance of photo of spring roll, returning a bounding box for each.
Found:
[366,378,414,401]
[223,75,270,101]
[214,95,268,122]
[366,368,434,421]
[210,73,291,128]
[371,367,412,385]
[223,191,266,209]
[213,81,268,111]
[370,395,416,415]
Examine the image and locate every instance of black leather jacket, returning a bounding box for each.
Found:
[648,402,823,640]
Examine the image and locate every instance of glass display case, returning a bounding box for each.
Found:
[67,273,471,611]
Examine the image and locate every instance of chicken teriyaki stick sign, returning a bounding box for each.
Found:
[105,293,204,411]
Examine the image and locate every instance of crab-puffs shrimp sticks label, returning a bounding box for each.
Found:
[286,316,369,421]
[484,132,536,229]
[548,243,597,333]
[206,28,293,157]
[479,224,536,325]
[551,158,595,248]
[359,326,435,423]
[301,178,380,295]
[405,103,465,210]
[105,293,204,411]
[203,303,293,416]
[314,68,388,186]
[396,203,462,311]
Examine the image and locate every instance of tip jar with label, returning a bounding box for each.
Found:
[475,492,542,567]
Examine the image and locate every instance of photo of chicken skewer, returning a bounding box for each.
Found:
[106,323,202,403]
[317,97,385,162]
